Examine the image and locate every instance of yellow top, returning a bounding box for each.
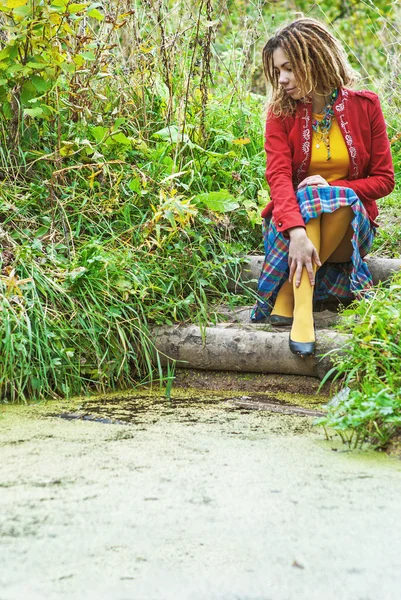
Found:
[306,112,349,182]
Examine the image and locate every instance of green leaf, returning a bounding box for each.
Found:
[26,61,48,70]
[88,7,104,20]
[60,61,76,74]
[111,132,131,145]
[112,117,126,129]
[129,177,141,193]
[90,125,108,143]
[12,3,31,16]
[115,278,132,291]
[31,75,50,92]
[37,103,53,117]
[80,51,96,61]
[153,125,189,143]
[31,238,43,251]
[67,266,87,281]
[20,81,36,106]
[194,190,239,213]
[2,101,11,119]
[35,226,50,237]
[24,107,44,118]
[0,48,10,61]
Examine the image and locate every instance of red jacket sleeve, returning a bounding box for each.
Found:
[329,95,395,203]
[262,114,305,232]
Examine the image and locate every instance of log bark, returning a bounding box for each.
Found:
[228,255,401,293]
[152,324,349,379]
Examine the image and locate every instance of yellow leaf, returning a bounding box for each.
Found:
[88,169,102,189]
[49,13,61,25]
[6,0,29,7]
[232,137,250,145]
[73,54,85,67]
[140,45,154,54]
[67,3,88,14]
[59,142,75,157]
[61,21,73,34]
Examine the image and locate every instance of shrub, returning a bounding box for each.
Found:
[317,274,401,448]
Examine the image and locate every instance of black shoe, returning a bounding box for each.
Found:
[289,336,316,358]
[269,314,293,326]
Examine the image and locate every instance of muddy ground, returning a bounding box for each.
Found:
[1,384,401,600]
[172,369,332,395]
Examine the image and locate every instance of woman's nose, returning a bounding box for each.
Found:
[278,72,289,85]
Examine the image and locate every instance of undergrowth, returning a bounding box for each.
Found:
[0,0,400,405]
[317,274,401,448]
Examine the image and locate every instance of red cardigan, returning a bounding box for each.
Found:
[261,87,395,232]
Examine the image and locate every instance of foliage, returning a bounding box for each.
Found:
[287,0,396,81]
[0,0,399,402]
[317,274,401,448]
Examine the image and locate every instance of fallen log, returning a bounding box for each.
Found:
[151,324,349,379]
[228,255,401,293]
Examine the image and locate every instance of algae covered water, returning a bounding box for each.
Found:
[1,390,401,600]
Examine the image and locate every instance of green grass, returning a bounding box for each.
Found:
[0,0,400,412]
[317,274,401,448]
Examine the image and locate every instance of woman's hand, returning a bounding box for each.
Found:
[297,175,329,190]
[288,227,321,287]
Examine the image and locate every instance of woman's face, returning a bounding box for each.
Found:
[272,47,303,100]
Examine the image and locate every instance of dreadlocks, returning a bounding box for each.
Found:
[263,18,359,117]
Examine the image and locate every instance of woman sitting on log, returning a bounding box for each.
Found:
[252,17,395,358]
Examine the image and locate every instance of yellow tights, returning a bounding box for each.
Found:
[271,206,354,343]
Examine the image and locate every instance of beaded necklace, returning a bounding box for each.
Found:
[311,88,339,161]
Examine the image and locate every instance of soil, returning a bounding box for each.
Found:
[172,368,333,397]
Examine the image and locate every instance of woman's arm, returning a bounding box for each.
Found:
[329,95,395,202]
[264,115,306,232]
[264,116,322,285]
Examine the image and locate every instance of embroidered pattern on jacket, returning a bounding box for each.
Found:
[296,108,310,182]
[335,89,359,178]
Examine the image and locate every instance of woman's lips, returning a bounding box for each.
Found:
[285,87,296,93]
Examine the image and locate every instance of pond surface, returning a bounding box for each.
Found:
[1,389,400,600]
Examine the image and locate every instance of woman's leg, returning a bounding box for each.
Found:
[290,206,354,345]
[290,216,321,343]
[321,222,353,263]
[319,207,354,264]
[271,279,293,318]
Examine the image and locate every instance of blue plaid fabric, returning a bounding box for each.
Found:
[251,186,375,321]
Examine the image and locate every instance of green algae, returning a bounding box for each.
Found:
[273,390,326,409]
[0,384,325,440]
[0,384,325,422]
[2,391,401,600]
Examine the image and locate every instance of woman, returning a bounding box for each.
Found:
[251,17,395,357]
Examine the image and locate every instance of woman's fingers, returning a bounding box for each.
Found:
[294,261,304,287]
[290,259,314,287]
[305,259,315,286]
[289,255,319,287]
[289,258,305,287]
[288,258,296,284]
[298,182,323,189]
[288,238,320,287]
[297,175,329,190]
[313,247,322,268]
